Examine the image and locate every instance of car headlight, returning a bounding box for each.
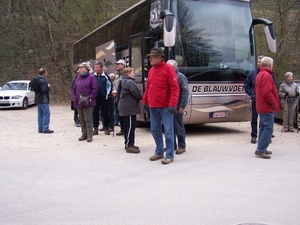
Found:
[11,95,23,99]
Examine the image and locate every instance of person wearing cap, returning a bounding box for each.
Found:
[72,62,98,142]
[142,48,180,165]
[278,72,299,132]
[114,59,126,136]
[36,68,54,134]
[254,56,280,159]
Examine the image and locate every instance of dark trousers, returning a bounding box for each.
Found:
[74,108,80,124]
[173,112,186,149]
[123,115,136,148]
[92,101,101,128]
[251,99,258,138]
[119,116,125,132]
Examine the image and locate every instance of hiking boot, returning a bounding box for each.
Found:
[116,131,124,136]
[78,136,87,141]
[93,127,99,135]
[161,158,173,164]
[87,137,93,142]
[251,137,257,144]
[126,146,140,154]
[149,154,164,161]
[176,148,186,155]
[255,151,271,159]
[266,150,272,154]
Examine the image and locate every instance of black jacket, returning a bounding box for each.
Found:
[35,75,50,104]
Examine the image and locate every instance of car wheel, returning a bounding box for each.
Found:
[22,97,28,109]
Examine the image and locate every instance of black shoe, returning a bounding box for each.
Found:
[43,129,54,134]
[251,137,257,144]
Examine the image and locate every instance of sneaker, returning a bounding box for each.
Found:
[108,127,114,132]
[255,151,271,159]
[289,128,294,132]
[161,158,173,164]
[176,148,186,155]
[105,130,110,135]
[149,154,164,161]
[116,131,124,136]
[78,136,87,141]
[75,123,81,127]
[87,137,93,142]
[126,146,140,154]
[251,137,257,144]
[99,127,105,131]
[284,128,288,132]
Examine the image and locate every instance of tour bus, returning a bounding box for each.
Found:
[73,0,276,125]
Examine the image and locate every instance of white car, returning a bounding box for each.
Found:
[0,80,35,109]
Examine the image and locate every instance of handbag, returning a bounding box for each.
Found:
[78,93,90,106]
[287,97,295,103]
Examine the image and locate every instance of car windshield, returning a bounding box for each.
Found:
[2,82,27,90]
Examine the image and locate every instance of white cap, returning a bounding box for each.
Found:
[114,59,126,66]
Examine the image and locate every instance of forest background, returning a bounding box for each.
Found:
[0,0,299,102]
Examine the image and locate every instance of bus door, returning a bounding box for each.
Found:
[129,32,149,123]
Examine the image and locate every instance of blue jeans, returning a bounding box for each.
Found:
[256,113,274,153]
[149,108,174,159]
[38,103,50,132]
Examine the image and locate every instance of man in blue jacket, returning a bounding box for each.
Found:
[244,55,264,144]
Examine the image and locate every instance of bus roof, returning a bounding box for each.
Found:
[74,0,147,45]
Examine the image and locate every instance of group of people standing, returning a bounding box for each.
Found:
[244,56,299,159]
[70,48,189,164]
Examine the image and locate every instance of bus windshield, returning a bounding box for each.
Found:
[171,0,254,79]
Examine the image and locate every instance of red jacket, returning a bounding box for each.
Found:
[142,61,179,108]
[255,68,280,113]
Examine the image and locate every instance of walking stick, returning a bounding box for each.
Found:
[297,96,300,133]
[281,96,288,133]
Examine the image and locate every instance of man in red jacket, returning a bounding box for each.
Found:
[255,56,280,159]
[142,48,179,164]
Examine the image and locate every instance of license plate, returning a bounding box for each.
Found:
[209,111,229,118]
[0,101,9,103]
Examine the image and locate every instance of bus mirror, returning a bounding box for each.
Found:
[264,25,276,53]
[249,18,276,54]
[160,10,176,47]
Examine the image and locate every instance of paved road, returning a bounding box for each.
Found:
[0,105,300,225]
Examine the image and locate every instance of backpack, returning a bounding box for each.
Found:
[29,77,41,92]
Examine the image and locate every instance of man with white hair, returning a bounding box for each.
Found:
[166,59,189,155]
[254,56,280,159]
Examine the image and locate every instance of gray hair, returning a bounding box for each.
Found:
[261,56,273,67]
[166,59,178,69]
[284,72,293,78]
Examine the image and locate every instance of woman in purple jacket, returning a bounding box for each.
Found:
[71,62,98,142]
